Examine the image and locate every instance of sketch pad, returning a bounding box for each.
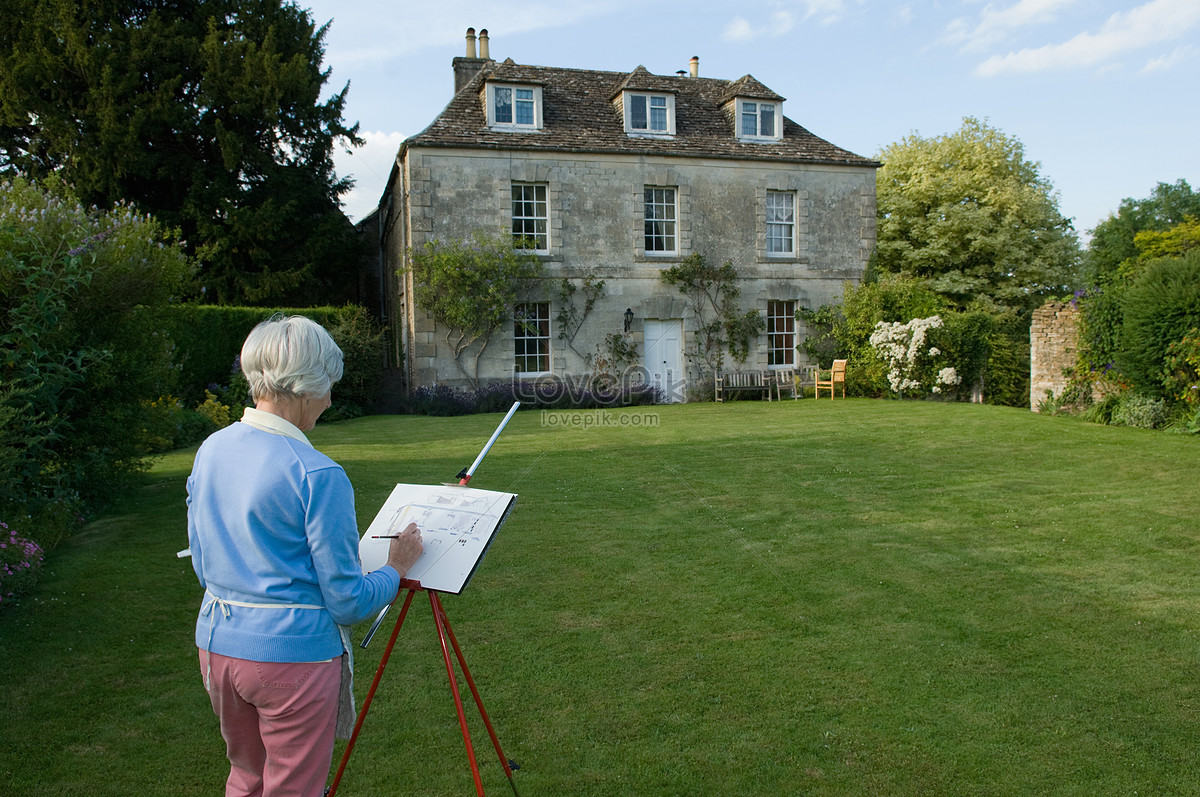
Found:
[360,483,517,594]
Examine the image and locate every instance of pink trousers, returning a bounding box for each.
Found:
[200,649,342,797]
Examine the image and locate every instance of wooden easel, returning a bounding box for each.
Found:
[325,582,520,796]
[327,402,522,796]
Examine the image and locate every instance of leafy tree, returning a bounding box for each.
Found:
[0,0,362,306]
[0,176,193,514]
[1077,184,1200,394]
[407,231,544,385]
[874,117,1080,310]
[1085,179,1200,284]
[1130,217,1200,268]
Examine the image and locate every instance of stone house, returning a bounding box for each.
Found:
[376,29,879,401]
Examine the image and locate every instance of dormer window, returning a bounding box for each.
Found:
[624,92,675,136]
[738,99,780,141]
[488,83,542,130]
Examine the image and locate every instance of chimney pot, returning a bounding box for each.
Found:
[689,56,699,78]
[465,28,477,59]
[479,29,490,60]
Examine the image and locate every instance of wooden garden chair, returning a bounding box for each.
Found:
[813,359,847,400]
[773,369,800,400]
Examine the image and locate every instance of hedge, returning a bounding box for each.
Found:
[157,304,386,411]
[1118,250,1200,397]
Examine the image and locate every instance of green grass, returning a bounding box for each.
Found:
[3,400,1200,796]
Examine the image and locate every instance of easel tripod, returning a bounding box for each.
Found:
[325,581,520,796]
[326,403,522,797]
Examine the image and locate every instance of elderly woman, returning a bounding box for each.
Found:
[188,314,421,797]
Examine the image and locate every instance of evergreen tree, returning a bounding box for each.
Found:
[0,0,363,305]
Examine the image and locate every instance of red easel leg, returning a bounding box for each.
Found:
[434,594,521,795]
[326,588,417,797]
[430,591,487,796]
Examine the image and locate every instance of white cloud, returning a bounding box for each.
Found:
[772,10,798,34]
[333,130,405,223]
[1140,44,1194,74]
[944,0,1076,52]
[722,11,803,41]
[976,0,1200,76]
[801,0,847,25]
[721,1,842,42]
[723,16,758,43]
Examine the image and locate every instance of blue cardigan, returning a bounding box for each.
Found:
[187,421,400,662]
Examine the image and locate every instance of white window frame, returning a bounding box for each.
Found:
[488,83,543,130]
[767,300,796,369]
[643,187,678,255]
[511,183,548,253]
[514,302,551,375]
[737,99,781,141]
[766,191,795,256]
[624,92,676,136]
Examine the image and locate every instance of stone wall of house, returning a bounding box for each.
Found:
[387,146,876,400]
[1030,301,1080,411]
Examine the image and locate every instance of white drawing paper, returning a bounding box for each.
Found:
[360,483,517,594]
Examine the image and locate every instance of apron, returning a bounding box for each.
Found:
[201,592,358,740]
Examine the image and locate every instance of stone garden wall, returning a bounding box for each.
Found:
[1029,301,1079,411]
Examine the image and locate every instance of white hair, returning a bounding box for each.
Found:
[241,315,343,402]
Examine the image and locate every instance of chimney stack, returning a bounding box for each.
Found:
[689,56,699,78]
[454,28,489,93]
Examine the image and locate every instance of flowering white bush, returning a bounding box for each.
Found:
[869,315,957,398]
[932,367,962,394]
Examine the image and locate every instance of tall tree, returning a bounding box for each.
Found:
[873,117,1080,310]
[0,0,363,305]
[1085,179,1200,284]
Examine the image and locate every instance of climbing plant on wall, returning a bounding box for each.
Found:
[660,253,764,374]
[407,230,544,385]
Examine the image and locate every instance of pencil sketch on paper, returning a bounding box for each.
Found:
[359,483,518,595]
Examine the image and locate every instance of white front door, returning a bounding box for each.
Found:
[643,319,684,403]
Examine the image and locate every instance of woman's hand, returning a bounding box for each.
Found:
[385,522,423,578]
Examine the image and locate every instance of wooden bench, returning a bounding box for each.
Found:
[714,370,773,402]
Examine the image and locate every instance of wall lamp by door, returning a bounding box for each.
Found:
[624,308,634,333]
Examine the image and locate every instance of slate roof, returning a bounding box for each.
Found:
[404,60,877,168]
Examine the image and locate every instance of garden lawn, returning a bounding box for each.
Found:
[2,400,1199,796]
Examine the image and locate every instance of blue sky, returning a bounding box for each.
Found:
[301,0,1200,242]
